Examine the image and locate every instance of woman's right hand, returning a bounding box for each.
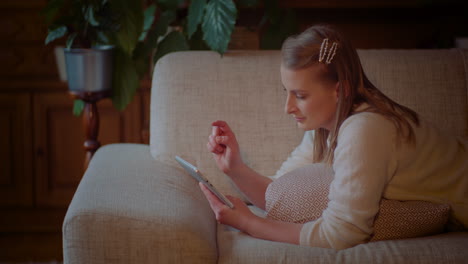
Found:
[207,120,243,175]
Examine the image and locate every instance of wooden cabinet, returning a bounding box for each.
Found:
[33,92,85,208]
[0,89,144,211]
[0,87,146,261]
[0,93,33,207]
[32,91,142,207]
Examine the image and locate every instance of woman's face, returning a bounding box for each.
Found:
[280,64,339,131]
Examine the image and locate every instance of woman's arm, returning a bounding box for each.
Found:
[271,130,315,179]
[199,182,303,244]
[300,113,399,249]
[247,213,303,244]
[207,120,272,209]
[207,121,315,209]
[230,130,314,209]
[204,114,399,249]
[226,163,272,210]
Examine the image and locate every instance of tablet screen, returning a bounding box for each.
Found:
[175,156,234,208]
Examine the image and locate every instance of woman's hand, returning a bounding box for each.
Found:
[207,120,243,175]
[199,182,302,245]
[199,182,256,233]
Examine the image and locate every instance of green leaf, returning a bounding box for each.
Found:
[133,10,176,60]
[96,31,109,44]
[187,0,206,38]
[153,31,189,65]
[188,24,210,50]
[111,0,144,56]
[73,99,85,116]
[134,53,149,79]
[112,49,139,111]
[96,2,120,33]
[66,32,77,48]
[45,26,67,45]
[143,5,157,31]
[139,4,156,41]
[154,10,176,37]
[84,6,99,26]
[202,0,237,54]
[133,9,177,78]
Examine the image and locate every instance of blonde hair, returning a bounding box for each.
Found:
[281,24,420,164]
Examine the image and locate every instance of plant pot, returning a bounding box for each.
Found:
[54,46,67,82]
[64,46,114,92]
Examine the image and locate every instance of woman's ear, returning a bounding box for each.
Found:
[334,82,340,102]
[335,81,350,100]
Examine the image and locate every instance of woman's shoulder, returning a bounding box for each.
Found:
[339,110,395,137]
[335,108,399,158]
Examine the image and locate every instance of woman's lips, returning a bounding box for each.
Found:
[294,117,305,122]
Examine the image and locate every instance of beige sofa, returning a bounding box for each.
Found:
[63,49,468,263]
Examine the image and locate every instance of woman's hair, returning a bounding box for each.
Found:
[281,24,420,164]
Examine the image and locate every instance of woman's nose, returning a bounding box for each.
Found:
[284,95,296,114]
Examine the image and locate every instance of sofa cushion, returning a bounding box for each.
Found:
[371,199,450,241]
[266,163,332,224]
[265,163,450,241]
[217,224,468,264]
[63,144,218,264]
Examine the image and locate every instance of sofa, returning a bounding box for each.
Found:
[62,49,468,263]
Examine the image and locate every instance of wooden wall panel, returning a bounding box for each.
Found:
[0,93,33,207]
[0,3,57,80]
[0,111,12,186]
[47,101,86,188]
[0,8,47,42]
[0,231,62,261]
[33,92,142,207]
[0,45,57,79]
[98,93,143,145]
[33,92,83,207]
[0,1,47,9]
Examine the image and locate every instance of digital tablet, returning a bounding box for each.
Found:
[175,156,234,209]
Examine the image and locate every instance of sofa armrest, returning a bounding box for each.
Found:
[63,144,218,264]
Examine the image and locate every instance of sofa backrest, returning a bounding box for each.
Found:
[358,49,467,137]
[150,50,468,196]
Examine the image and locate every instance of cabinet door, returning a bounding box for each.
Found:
[0,93,33,207]
[34,91,141,207]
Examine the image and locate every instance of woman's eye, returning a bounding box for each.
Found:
[296,94,306,99]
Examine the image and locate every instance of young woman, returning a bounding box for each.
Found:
[200,24,468,250]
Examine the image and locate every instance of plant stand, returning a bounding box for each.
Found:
[69,90,111,170]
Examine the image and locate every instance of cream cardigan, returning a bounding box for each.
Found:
[271,105,468,249]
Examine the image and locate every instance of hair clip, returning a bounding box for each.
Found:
[318,38,338,64]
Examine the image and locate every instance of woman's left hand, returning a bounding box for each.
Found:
[199,182,256,233]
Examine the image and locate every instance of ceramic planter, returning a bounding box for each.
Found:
[64,46,114,92]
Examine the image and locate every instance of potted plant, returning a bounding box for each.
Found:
[43,0,298,115]
[43,0,149,114]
